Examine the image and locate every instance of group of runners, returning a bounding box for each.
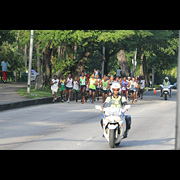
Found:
[50,72,146,104]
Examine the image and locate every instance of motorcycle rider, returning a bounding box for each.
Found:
[100,82,130,138]
[161,77,171,97]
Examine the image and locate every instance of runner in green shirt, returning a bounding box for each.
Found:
[79,72,87,104]
[101,75,110,103]
[88,73,97,104]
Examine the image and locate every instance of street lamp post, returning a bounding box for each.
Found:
[27,30,34,94]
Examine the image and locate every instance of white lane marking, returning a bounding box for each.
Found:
[77,137,93,146]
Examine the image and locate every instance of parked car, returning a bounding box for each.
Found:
[31,70,38,82]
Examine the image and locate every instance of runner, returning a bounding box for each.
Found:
[73,76,79,102]
[115,76,120,83]
[59,75,66,102]
[79,72,87,104]
[139,76,145,100]
[96,74,101,101]
[85,83,89,102]
[121,76,128,99]
[101,75,110,103]
[127,76,131,101]
[50,75,59,103]
[108,75,115,96]
[88,73,97,104]
[135,76,140,101]
[129,77,138,104]
[65,73,73,103]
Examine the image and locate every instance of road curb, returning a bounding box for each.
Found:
[0,93,82,112]
[0,97,53,112]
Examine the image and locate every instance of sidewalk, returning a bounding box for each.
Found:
[0,82,55,112]
[0,82,30,105]
[0,82,82,112]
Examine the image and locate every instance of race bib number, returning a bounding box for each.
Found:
[82,81,85,85]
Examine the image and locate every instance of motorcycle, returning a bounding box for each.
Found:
[95,104,131,148]
[160,84,173,100]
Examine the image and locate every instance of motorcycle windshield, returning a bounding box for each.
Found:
[104,107,123,116]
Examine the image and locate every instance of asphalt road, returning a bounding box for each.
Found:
[0,90,176,150]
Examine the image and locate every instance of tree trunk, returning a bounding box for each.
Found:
[140,49,144,77]
[36,43,41,75]
[72,51,91,78]
[43,44,52,86]
[143,54,149,87]
[24,44,28,70]
[140,47,149,87]
[117,50,130,77]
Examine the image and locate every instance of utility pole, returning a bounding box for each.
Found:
[175,30,180,150]
[132,48,137,77]
[101,46,105,79]
[27,30,34,94]
[152,65,155,88]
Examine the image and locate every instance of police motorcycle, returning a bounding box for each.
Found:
[160,77,174,101]
[160,84,173,100]
[95,82,131,148]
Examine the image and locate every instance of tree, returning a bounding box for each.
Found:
[95,30,136,75]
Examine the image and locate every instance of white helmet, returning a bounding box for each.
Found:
[111,82,121,94]
[165,77,169,80]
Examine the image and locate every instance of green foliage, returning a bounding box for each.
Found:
[0,30,179,86]
[0,41,24,71]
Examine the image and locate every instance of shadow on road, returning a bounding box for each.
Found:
[119,137,175,149]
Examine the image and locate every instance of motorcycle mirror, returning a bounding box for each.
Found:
[95,105,102,111]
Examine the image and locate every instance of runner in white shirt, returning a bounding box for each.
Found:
[73,76,79,102]
[129,77,138,104]
[65,74,73,103]
[50,75,59,103]
[139,76,145,100]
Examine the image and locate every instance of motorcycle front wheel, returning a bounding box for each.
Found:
[109,129,115,148]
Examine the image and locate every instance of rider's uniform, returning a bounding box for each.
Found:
[104,95,127,108]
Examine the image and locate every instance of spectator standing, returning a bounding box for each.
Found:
[94,69,98,78]
[86,71,90,83]
[1,60,9,83]
[117,68,121,77]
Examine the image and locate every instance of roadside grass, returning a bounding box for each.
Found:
[18,86,52,99]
